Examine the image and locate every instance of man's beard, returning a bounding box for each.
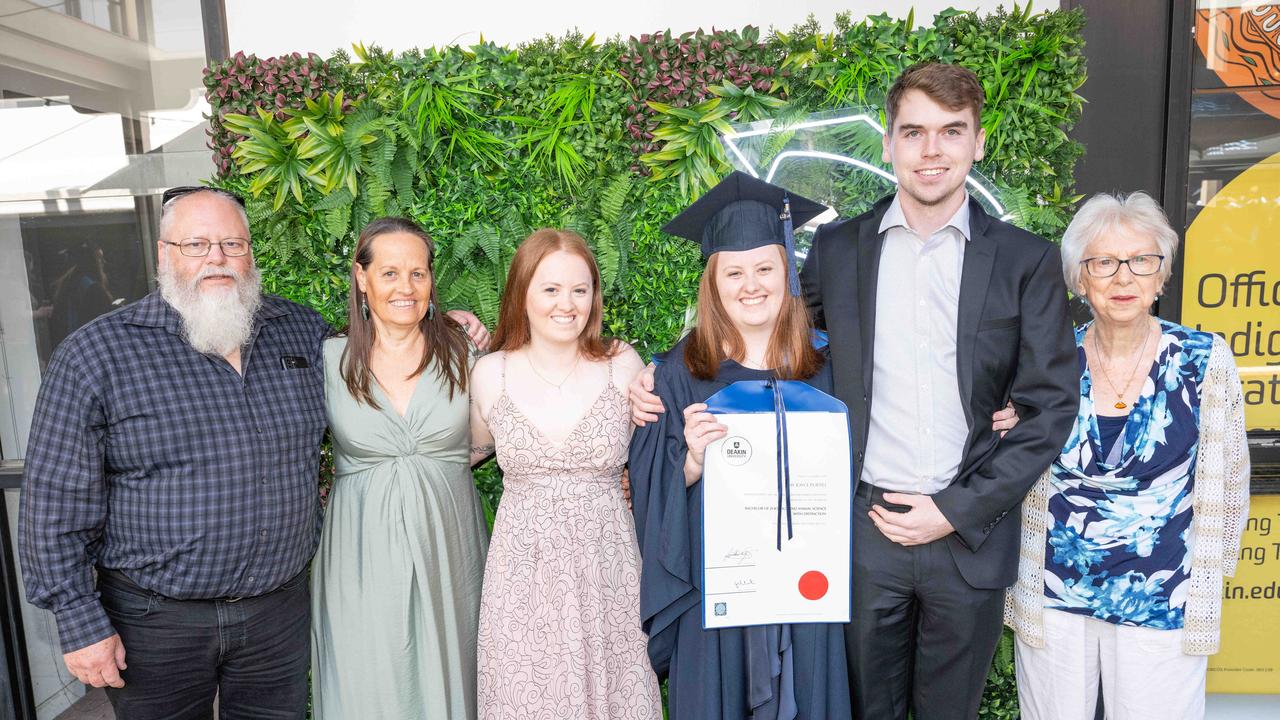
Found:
[901,174,966,209]
[158,260,262,356]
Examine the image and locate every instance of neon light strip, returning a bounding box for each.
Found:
[723,141,760,178]
[764,150,897,184]
[722,113,886,140]
[963,177,1007,217]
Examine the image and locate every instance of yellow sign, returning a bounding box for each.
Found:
[1208,495,1280,694]
[1182,150,1280,431]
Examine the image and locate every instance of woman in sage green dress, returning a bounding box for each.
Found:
[311,217,492,719]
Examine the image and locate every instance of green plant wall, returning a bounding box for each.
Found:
[204,5,1085,716]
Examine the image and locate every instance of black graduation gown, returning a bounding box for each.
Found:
[628,338,853,720]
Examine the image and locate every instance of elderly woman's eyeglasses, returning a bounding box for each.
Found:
[1080,254,1165,278]
[162,238,251,257]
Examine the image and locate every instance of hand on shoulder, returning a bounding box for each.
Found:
[611,341,665,426]
[610,340,645,388]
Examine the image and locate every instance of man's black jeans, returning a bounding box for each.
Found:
[98,567,310,720]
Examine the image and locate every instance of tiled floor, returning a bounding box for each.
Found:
[57,688,112,720]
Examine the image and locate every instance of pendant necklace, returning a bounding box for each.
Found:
[526,351,581,393]
[1092,321,1152,410]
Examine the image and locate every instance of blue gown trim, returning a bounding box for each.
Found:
[703,378,846,415]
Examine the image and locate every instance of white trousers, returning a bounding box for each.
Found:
[1015,608,1208,720]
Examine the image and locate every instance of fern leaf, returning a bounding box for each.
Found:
[246,198,275,224]
[364,174,390,216]
[498,206,528,246]
[592,222,620,291]
[324,203,352,241]
[475,271,501,328]
[439,271,471,309]
[390,145,415,200]
[367,134,396,187]
[475,224,502,265]
[610,213,634,284]
[452,224,481,260]
[598,174,633,223]
[311,188,355,211]
[350,197,372,237]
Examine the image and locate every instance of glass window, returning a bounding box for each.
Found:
[50,1,127,36]
[1182,3,1280,437]
[0,2,212,717]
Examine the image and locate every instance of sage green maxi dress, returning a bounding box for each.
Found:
[311,337,489,719]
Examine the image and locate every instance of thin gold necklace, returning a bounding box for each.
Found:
[1091,321,1152,410]
[525,351,581,392]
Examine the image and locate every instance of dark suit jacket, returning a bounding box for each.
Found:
[800,194,1079,589]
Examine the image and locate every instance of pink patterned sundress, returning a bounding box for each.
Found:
[476,352,662,720]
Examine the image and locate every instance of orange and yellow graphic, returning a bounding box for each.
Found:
[1196,4,1280,118]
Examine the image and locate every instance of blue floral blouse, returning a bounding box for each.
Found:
[1044,320,1214,630]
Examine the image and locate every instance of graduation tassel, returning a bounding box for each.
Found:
[771,379,794,551]
[773,197,798,545]
[781,194,801,297]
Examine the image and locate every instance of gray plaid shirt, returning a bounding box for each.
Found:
[19,291,331,653]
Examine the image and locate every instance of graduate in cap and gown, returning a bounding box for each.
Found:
[627,171,853,720]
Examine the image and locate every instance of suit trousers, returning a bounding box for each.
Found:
[845,483,1005,720]
[98,567,310,720]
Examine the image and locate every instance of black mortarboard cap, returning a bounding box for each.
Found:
[661,171,828,295]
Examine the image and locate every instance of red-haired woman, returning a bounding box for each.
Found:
[469,229,662,719]
[626,174,853,720]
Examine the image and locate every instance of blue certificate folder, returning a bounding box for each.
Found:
[700,379,853,629]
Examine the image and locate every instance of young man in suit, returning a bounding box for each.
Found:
[798,62,1079,719]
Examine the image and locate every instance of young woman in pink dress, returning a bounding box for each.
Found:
[469,229,662,719]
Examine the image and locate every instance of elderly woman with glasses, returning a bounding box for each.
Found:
[1005,192,1251,720]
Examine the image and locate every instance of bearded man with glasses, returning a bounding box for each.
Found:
[17,187,488,719]
[18,186,325,719]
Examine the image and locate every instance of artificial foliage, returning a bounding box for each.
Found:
[621,26,781,163]
[203,5,1085,715]
[203,52,356,177]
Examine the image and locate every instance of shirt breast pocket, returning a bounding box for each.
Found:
[259,358,326,450]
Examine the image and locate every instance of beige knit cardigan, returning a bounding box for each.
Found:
[1005,335,1251,655]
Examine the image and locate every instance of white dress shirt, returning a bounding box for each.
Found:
[861,194,971,495]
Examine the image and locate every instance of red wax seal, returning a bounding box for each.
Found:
[798,571,828,600]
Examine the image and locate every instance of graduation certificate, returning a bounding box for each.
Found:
[700,380,852,629]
